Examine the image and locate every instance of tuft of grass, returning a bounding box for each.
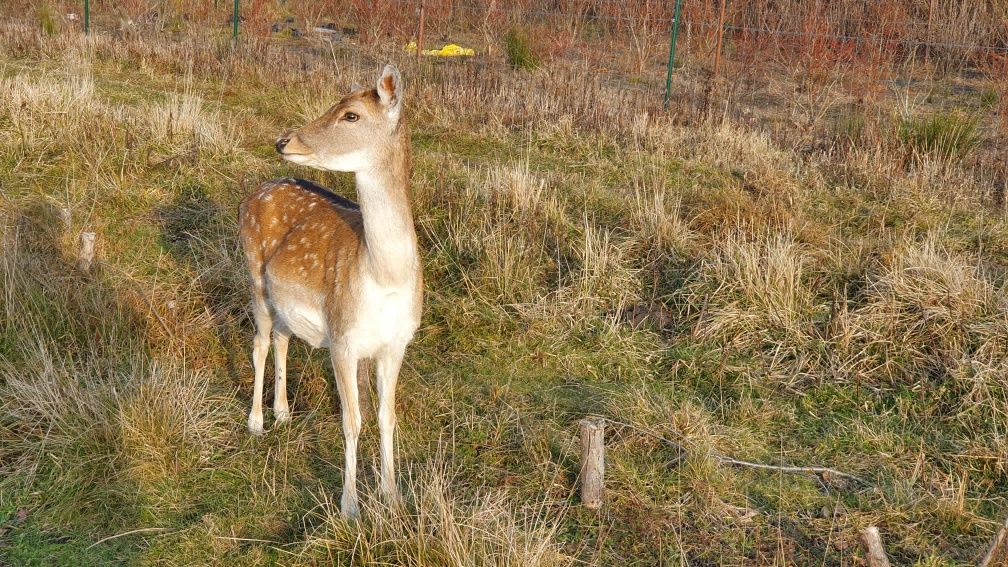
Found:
[145,84,239,155]
[504,29,541,71]
[296,459,573,567]
[37,4,58,36]
[683,231,814,353]
[897,110,982,163]
[846,233,999,384]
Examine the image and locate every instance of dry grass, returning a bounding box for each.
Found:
[0,13,1006,566]
[145,83,239,155]
[685,231,814,350]
[296,459,573,567]
[846,233,1003,384]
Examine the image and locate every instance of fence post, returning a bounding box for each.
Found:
[858,527,891,567]
[578,418,605,509]
[712,0,727,79]
[232,0,240,42]
[416,1,426,63]
[663,0,685,110]
[77,232,96,273]
[83,0,90,34]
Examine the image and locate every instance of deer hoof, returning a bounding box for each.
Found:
[247,413,265,436]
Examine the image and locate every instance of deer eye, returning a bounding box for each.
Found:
[344,112,359,123]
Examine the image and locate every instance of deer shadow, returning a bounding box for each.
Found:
[155,183,251,387]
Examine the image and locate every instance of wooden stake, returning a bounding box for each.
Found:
[712,0,728,80]
[858,527,891,567]
[415,1,425,63]
[77,231,96,273]
[59,207,72,230]
[979,516,1008,567]
[578,418,605,509]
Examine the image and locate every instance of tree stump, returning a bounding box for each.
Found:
[578,418,605,509]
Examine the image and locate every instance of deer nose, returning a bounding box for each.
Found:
[275,135,291,153]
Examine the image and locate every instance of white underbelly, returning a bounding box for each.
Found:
[268,283,329,348]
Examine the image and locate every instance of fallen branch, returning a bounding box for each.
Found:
[605,418,868,487]
[979,515,1008,567]
[716,455,868,486]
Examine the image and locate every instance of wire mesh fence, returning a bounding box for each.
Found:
[44,1,1007,54]
[15,1,1008,116]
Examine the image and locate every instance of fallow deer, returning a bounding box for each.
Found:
[238,64,422,517]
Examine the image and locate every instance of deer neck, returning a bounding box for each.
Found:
[354,140,417,286]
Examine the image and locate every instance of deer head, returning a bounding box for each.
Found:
[275,64,403,173]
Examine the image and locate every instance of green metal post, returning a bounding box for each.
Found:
[83,0,90,34]
[663,0,684,110]
[232,0,239,42]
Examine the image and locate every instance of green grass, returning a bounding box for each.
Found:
[36,4,58,36]
[504,29,541,71]
[0,23,1007,566]
[897,110,983,163]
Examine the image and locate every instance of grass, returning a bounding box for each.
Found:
[504,29,541,71]
[0,16,1006,567]
[897,111,983,164]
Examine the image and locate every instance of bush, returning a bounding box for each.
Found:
[504,29,540,71]
[897,110,982,163]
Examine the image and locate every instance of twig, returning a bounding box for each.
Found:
[87,527,173,549]
[604,417,868,487]
[979,515,1008,567]
[214,535,280,544]
[103,263,175,340]
[715,455,868,485]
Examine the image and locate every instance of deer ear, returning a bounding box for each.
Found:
[376,64,403,120]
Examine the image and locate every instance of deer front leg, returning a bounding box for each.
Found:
[332,350,362,518]
[375,346,404,502]
[273,327,292,424]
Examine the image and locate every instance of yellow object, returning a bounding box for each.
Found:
[404,41,474,57]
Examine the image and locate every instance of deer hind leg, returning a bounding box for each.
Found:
[248,300,272,436]
[375,346,405,501]
[272,326,292,424]
[357,359,372,427]
[332,349,362,518]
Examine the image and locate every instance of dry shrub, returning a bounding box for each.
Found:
[297,459,573,567]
